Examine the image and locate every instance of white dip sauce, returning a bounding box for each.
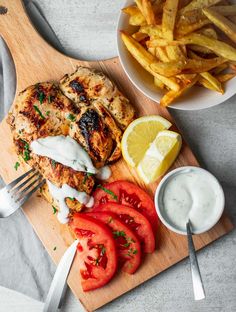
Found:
[161,169,223,233]
[47,181,94,224]
[30,135,111,179]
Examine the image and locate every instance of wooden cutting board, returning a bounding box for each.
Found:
[0,1,233,311]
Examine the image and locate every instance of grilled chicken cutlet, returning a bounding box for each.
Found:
[60,66,135,130]
[8,67,135,218]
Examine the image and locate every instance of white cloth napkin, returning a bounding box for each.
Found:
[0,1,64,301]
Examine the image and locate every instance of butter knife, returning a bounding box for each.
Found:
[43,239,80,312]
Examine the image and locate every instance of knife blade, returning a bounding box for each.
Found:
[43,239,79,312]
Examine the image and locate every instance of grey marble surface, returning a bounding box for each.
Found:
[0,1,236,311]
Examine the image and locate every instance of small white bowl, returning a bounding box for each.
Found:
[117,0,236,110]
[154,166,225,235]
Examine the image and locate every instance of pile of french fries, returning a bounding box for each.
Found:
[121,0,236,106]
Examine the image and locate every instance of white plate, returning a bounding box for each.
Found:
[117,0,236,110]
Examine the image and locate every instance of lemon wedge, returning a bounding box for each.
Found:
[121,115,172,167]
[137,130,182,184]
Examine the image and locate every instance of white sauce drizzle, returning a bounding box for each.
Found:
[31,135,97,174]
[47,181,94,224]
[31,135,112,224]
[30,135,112,180]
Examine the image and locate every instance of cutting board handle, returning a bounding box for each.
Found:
[0,0,75,91]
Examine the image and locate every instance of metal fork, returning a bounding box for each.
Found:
[0,169,45,218]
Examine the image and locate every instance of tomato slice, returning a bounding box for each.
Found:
[93,203,155,253]
[86,211,141,274]
[93,180,158,234]
[69,213,117,291]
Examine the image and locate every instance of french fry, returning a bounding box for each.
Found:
[211,5,236,16]
[160,75,199,106]
[216,73,236,82]
[135,0,144,13]
[179,0,222,15]
[189,44,213,54]
[198,76,223,92]
[178,34,236,61]
[211,63,228,74]
[178,0,193,10]
[122,5,147,26]
[153,0,165,15]
[197,27,218,39]
[148,47,156,56]
[130,14,147,26]
[189,50,223,93]
[122,6,140,15]
[140,25,163,37]
[162,0,179,40]
[154,76,165,89]
[155,47,170,62]
[132,32,149,42]
[120,31,180,91]
[150,57,226,77]
[166,46,185,61]
[203,8,236,43]
[141,0,156,25]
[176,9,211,37]
[189,27,218,53]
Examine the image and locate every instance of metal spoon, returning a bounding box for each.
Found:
[186,220,206,300]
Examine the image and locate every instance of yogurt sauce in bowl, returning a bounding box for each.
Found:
[155,167,225,235]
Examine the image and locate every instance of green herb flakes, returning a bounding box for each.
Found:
[113,231,126,238]
[67,113,76,122]
[48,95,52,103]
[20,139,30,162]
[51,159,57,168]
[33,105,45,119]
[101,246,106,256]
[52,206,57,214]
[53,246,57,251]
[39,92,45,105]
[46,111,50,116]
[97,185,118,201]
[14,161,20,171]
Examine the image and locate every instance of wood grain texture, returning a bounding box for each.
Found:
[0,1,233,311]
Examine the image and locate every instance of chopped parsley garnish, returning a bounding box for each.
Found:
[122,242,131,248]
[48,95,52,103]
[113,231,126,238]
[46,111,50,116]
[39,92,45,105]
[97,185,118,201]
[83,172,94,184]
[53,246,57,251]
[33,105,45,119]
[14,161,20,171]
[100,245,106,256]
[126,248,138,257]
[68,197,75,201]
[51,159,57,168]
[52,206,57,214]
[67,113,76,122]
[20,139,30,162]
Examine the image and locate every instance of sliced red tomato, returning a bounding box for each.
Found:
[86,211,141,274]
[93,180,158,234]
[93,203,155,253]
[69,213,117,291]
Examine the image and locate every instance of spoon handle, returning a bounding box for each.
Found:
[186,221,206,301]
